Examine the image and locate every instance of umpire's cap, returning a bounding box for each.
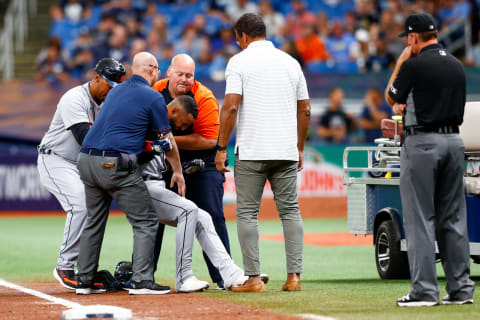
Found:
[398,13,437,37]
[94,57,126,87]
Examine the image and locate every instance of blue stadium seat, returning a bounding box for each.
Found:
[195,63,211,79]
[306,61,333,74]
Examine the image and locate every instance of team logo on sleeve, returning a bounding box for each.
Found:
[390,85,398,95]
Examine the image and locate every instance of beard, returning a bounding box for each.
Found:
[169,119,178,132]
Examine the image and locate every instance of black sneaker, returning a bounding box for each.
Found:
[53,268,77,290]
[128,280,171,295]
[397,293,439,307]
[75,281,104,295]
[442,295,474,305]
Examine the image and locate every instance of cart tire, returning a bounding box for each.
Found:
[375,220,410,279]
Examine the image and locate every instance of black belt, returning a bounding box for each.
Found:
[405,125,459,136]
[80,147,120,157]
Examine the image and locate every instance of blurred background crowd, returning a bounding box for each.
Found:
[22,0,480,144]
[40,0,480,81]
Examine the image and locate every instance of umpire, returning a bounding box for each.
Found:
[385,13,475,307]
[76,52,177,295]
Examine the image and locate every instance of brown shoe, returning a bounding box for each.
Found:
[231,281,266,293]
[282,273,301,291]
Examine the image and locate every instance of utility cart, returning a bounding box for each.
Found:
[343,102,480,279]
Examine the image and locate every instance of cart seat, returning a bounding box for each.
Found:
[460,101,480,151]
[381,118,403,139]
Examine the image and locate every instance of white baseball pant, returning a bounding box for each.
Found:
[37,153,88,270]
[145,179,243,291]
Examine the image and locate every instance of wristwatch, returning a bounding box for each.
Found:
[216,143,227,151]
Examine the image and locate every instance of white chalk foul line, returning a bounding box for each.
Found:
[0,278,83,309]
[296,313,338,320]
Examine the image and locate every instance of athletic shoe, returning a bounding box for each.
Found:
[178,276,210,293]
[128,280,171,295]
[215,280,225,290]
[396,293,439,307]
[121,278,132,291]
[75,282,104,295]
[442,295,474,305]
[53,268,77,290]
[229,275,248,289]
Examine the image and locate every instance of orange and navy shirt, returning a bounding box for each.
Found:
[152,79,220,163]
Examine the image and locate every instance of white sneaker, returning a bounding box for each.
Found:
[229,275,248,289]
[178,276,209,293]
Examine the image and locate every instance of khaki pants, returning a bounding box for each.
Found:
[234,158,303,275]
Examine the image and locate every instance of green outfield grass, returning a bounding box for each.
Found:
[1,216,479,319]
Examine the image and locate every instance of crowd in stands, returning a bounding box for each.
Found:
[312,86,393,144]
[37,0,480,83]
[34,0,480,144]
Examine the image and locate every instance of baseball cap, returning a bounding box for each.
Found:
[94,57,126,87]
[398,13,437,37]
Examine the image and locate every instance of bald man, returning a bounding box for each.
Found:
[76,52,182,295]
[152,54,232,289]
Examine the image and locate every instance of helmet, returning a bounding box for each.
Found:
[114,261,133,284]
[94,57,126,87]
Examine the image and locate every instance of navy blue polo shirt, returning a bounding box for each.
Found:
[83,75,170,154]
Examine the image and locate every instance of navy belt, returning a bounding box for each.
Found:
[405,125,459,136]
[80,148,120,157]
[38,146,53,155]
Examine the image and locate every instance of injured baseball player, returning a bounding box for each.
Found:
[141,153,247,293]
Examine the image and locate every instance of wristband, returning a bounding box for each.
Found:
[216,143,227,151]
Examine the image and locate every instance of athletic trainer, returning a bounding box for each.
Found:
[75,52,180,295]
[385,13,475,307]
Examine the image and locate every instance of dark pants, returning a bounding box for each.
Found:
[77,153,158,284]
[401,133,475,301]
[154,169,230,283]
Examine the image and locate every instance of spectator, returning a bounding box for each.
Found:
[438,0,470,27]
[358,88,393,143]
[365,35,392,71]
[315,11,330,38]
[354,0,380,31]
[349,28,375,72]
[282,0,316,40]
[281,39,303,66]
[125,15,145,47]
[294,24,329,63]
[325,20,357,70]
[70,48,94,80]
[259,0,285,42]
[93,24,130,63]
[91,12,117,47]
[226,0,259,22]
[344,11,358,36]
[317,88,355,144]
[173,25,205,60]
[190,13,209,37]
[36,38,70,83]
[129,38,148,62]
[61,0,84,23]
[101,0,137,25]
[211,23,239,57]
[150,14,169,45]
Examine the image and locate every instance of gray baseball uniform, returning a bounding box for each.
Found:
[37,82,100,271]
[142,155,244,291]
